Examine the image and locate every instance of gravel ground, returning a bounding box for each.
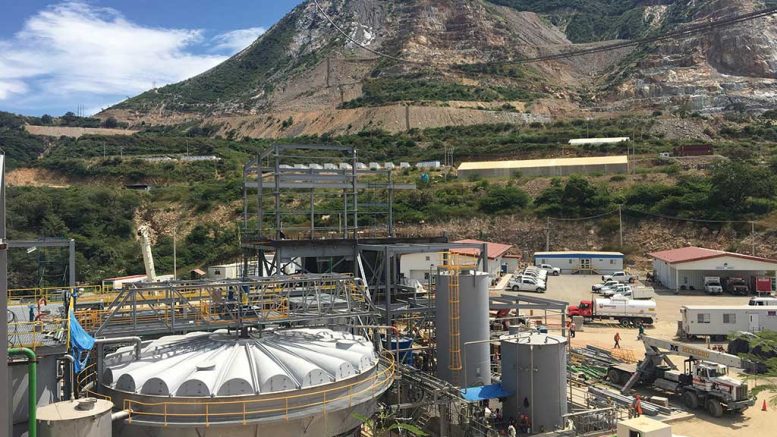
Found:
[492,274,777,436]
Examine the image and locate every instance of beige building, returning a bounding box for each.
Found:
[457,155,628,179]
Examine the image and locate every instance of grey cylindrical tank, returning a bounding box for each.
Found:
[37,398,113,437]
[501,333,567,433]
[436,271,491,387]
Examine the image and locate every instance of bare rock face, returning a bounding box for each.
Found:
[105,0,777,136]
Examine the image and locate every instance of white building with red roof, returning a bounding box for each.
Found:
[649,246,777,292]
[398,239,513,284]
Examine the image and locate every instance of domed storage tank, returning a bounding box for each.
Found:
[501,333,567,433]
[436,270,491,387]
[100,328,393,437]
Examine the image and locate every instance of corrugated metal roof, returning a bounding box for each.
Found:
[568,137,630,145]
[451,239,512,259]
[458,155,627,171]
[534,251,624,256]
[649,246,777,265]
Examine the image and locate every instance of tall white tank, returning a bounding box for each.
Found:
[37,398,113,437]
[501,333,567,433]
[436,271,491,388]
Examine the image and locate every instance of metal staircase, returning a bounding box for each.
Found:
[448,270,462,372]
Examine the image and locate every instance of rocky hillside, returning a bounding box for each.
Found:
[102,0,777,137]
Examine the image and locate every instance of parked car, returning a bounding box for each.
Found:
[506,276,546,293]
[521,269,547,281]
[593,280,619,292]
[537,264,561,276]
[523,266,548,279]
[602,285,633,298]
[602,271,634,284]
[512,274,546,287]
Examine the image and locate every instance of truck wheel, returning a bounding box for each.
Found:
[706,399,724,418]
[512,285,519,291]
[644,318,654,325]
[682,391,699,410]
[553,271,559,276]
[536,287,544,293]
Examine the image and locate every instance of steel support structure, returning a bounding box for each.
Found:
[93,274,376,338]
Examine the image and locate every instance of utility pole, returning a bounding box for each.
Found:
[619,205,624,247]
[751,221,756,256]
[545,217,550,251]
[173,227,177,280]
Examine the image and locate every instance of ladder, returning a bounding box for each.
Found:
[449,270,462,372]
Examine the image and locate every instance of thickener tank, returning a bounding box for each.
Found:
[37,398,113,437]
[99,328,393,437]
[436,270,491,387]
[501,333,567,433]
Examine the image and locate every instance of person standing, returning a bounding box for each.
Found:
[507,421,517,437]
[570,321,576,339]
[637,323,645,340]
[614,332,621,349]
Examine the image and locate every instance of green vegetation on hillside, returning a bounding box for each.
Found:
[488,0,659,43]
[116,8,305,111]
[0,112,47,169]
[340,77,535,108]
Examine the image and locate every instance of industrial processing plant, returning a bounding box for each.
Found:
[3,145,762,437]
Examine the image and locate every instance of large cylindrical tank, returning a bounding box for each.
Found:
[100,328,391,437]
[37,398,113,437]
[501,333,567,433]
[436,271,491,387]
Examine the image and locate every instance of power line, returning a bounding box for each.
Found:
[547,209,619,222]
[313,1,777,67]
[623,208,755,225]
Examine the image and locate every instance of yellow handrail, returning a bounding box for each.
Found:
[120,354,395,425]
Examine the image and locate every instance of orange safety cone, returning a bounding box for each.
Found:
[762,400,768,412]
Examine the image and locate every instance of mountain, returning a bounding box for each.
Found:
[102,0,777,137]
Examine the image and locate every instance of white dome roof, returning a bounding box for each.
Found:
[103,328,378,397]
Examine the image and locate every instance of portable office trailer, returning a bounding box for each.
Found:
[399,162,411,169]
[323,163,338,170]
[533,251,624,274]
[368,162,381,170]
[355,162,368,170]
[384,162,395,170]
[338,163,353,170]
[680,305,777,338]
[308,163,324,170]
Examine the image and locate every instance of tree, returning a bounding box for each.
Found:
[40,114,53,125]
[709,161,775,212]
[478,185,530,214]
[536,175,612,217]
[102,117,118,128]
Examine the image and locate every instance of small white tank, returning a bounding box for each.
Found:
[37,398,113,437]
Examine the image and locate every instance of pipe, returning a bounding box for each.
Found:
[94,336,142,360]
[9,348,37,437]
[111,410,130,422]
[61,354,76,400]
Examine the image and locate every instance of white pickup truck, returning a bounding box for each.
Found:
[704,277,723,295]
[506,276,546,293]
[537,264,561,276]
[602,271,634,284]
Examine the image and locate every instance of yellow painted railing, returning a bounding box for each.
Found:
[121,354,395,426]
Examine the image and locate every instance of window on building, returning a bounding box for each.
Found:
[723,314,736,324]
[425,256,430,261]
[697,313,711,324]
[610,260,614,265]
[424,273,430,280]
[569,259,573,264]
[214,269,221,275]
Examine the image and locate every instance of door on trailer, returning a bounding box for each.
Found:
[580,259,591,270]
[749,313,760,332]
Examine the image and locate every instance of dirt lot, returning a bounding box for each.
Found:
[492,274,777,436]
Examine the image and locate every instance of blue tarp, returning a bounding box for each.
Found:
[70,310,95,373]
[460,383,514,402]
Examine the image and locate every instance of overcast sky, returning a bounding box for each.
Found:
[0,0,303,116]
